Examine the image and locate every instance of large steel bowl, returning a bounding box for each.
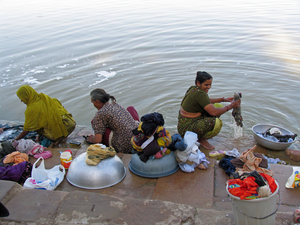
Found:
[252,124,296,151]
[66,152,126,189]
[129,151,179,178]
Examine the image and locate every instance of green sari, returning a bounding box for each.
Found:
[177,86,223,139]
[17,85,76,140]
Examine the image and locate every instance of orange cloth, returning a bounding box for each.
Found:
[237,145,274,177]
[3,151,29,165]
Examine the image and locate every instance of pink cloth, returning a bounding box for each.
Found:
[33,150,52,159]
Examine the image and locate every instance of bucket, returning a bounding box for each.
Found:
[226,181,280,225]
[60,150,72,169]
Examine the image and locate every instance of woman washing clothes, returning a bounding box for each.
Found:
[15,85,76,143]
[177,71,241,150]
[87,88,139,153]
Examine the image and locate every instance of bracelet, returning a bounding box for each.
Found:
[226,106,229,111]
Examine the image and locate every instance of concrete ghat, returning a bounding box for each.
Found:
[0,124,300,224]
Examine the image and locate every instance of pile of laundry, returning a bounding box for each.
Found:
[227,170,277,200]
[257,127,297,143]
[0,139,52,184]
[219,145,278,199]
[219,145,273,177]
[131,112,172,163]
[173,131,209,173]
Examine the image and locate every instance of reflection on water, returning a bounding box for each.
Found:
[1,0,300,160]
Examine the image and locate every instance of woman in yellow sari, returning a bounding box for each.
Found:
[14,85,76,142]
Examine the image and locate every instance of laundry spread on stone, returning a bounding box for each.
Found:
[0,124,52,148]
[231,92,243,127]
[85,144,116,166]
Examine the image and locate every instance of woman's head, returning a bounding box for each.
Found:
[90,88,116,110]
[195,71,213,93]
[16,85,39,105]
[195,71,213,85]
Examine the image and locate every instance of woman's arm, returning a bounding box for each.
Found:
[210,97,234,104]
[14,130,29,141]
[204,99,241,117]
[87,133,103,144]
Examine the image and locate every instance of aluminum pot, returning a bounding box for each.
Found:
[67,152,126,189]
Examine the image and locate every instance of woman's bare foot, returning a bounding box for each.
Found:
[197,163,207,170]
[199,138,215,150]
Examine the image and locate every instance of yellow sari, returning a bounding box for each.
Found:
[17,85,76,140]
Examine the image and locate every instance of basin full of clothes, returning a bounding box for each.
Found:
[252,124,297,151]
[129,112,179,178]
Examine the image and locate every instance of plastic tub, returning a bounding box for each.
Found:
[252,124,296,151]
[226,181,280,225]
[129,151,179,178]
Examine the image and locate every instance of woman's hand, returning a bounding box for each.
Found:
[230,99,241,108]
[87,135,95,143]
[87,133,103,144]
[223,97,233,102]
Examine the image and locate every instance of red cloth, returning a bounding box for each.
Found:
[227,173,277,200]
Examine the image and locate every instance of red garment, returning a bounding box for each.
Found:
[228,177,259,200]
[228,173,277,200]
[260,173,277,193]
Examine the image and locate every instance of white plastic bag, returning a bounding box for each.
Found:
[285,166,300,188]
[24,157,65,190]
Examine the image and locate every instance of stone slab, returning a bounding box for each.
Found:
[271,164,300,207]
[0,180,23,204]
[3,188,68,222]
[55,190,197,225]
[152,158,215,209]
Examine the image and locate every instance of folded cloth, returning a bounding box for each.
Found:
[85,144,116,166]
[3,151,28,165]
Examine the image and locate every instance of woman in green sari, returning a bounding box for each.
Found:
[177,71,241,150]
[15,85,76,142]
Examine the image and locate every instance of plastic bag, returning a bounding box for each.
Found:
[23,157,65,190]
[285,166,300,188]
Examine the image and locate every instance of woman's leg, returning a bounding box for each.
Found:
[127,106,140,121]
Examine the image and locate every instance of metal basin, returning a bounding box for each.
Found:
[252,124,296,151]
[129,151,179,178]
[67,152,126,189]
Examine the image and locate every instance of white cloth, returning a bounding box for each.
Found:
[225,148,240,158]
[175,131,210,173]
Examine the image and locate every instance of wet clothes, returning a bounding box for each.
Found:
[219,156,236,176]
[92,103,138,153]
[177,86,222,139]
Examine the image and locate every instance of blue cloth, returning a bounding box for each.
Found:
[219,156,236,176]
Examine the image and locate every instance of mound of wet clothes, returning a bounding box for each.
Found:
[260,127,297,143]
[131,112,172,163]
[0,124,53,185]
[227,170,277,200]
[219,145,273,177]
